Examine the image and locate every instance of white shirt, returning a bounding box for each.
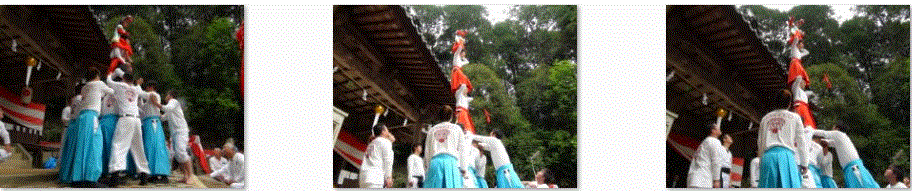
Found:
[817,150,835,177]
[407,154,424,178]
[758,109,808,167]
[211,153,244,184]
[475,154,487,177]
[360,137,393,185]
[811,130,860,167]
[687,137,725,187]
[100,94,117,116]
[61,106,73,122]
[789,44,809,60]
[792,78,809,103]
[887,182,908,188]
[807,139,822,167]
[106,69,148,116]
[79,80,114,112]
[208,156,226,173]
[455,86,472,109]
[162,98,189,132]
[141,91,161,118]
[750,157,760,188]
[467,134,510,169]
[424,122,465,170]
[462,132,479,171]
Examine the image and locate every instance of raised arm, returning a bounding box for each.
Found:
[162,99,178,112]
[106,68,124,86]
[150,93,163,109]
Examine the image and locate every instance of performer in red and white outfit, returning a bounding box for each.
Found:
[450,30,476,133]
[109,16,134,74]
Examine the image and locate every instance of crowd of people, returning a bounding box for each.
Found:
[52,15,238,188]
[685,17,907,189]
[357,106,558,188]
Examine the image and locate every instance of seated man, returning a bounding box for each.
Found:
[525,168,558,188]
[208,148,228,173]
[210,143,244,188]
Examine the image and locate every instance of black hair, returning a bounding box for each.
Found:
[372,124,387,138]
[706,122,717,134]
[85,67,99,80]
[143,80,157,90]
[122,72,134,83]
[891,166,905,180]
[541,168,555,184]
[491,129,503,139]
[439,105,454,123]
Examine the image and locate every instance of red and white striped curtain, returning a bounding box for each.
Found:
[0,87,45,135]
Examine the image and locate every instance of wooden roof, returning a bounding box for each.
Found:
[334,5,455,123]
[667,5,789,128]
[0,6,110,103]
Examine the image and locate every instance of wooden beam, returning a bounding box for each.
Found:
[668,37,762,124]
[0,6,71,77]
[334,31,419,122]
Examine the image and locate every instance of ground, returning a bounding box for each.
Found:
[0,168,228,188]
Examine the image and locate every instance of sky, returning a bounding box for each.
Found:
[745,5,857,24]
[483,5,512,24]
[482,5,858,24]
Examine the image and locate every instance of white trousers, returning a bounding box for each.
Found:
[108,116,149,174]
[171,130,191,163]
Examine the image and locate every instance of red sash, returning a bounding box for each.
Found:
[451,66,473,94]
[455,107,475,134]
[793,101,816,129]
[788,58,810,89]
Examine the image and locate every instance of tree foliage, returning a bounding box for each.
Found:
[740,5,909,184]
[91,6,244,150]
[408,5,577,187]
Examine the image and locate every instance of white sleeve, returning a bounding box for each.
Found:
[61,107,72,121]
[0,123,9,145]
[795,124,808,167]
[711,140,722,180]
[458,129,467,172]
[104,86,114,95]
[229,155,245,183]
[810,129,836,139]
[407,157,416,176]
[162,100,178,112]
[382,140,393,179]
[210,162,229,177]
